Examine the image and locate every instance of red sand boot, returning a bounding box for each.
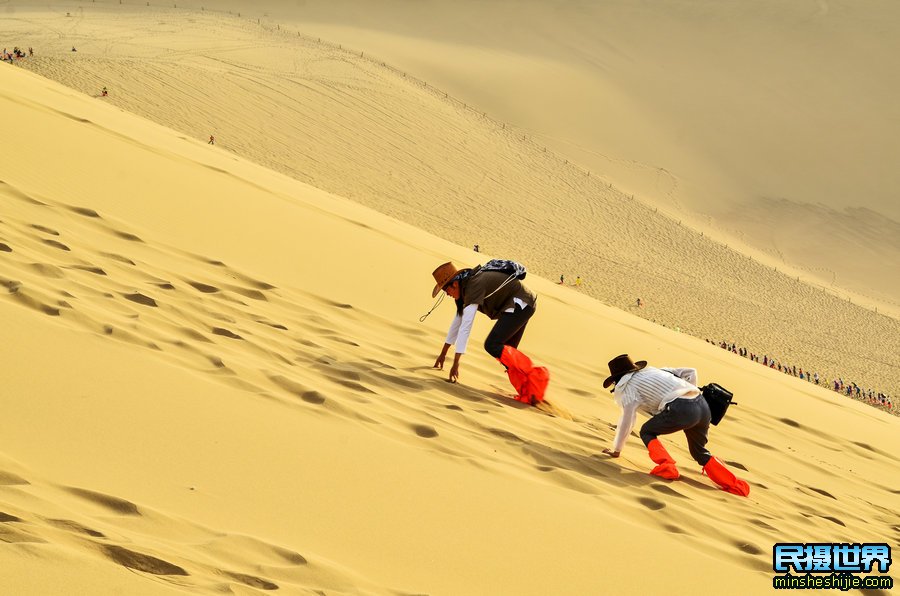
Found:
[646,438,680,479]
[499,346,549,404]
[703,456,750,497]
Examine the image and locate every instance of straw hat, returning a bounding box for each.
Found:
[431,262,460,298]
[603,354,647,388]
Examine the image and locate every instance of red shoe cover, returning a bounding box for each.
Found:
[499,346,549,404]
[647,439,680,479]
[650,462,680,480]
[647,438,676,465]
[703,457,750,497]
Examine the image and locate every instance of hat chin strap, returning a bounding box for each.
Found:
[419,291,446,322]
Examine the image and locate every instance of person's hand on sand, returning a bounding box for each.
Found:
[602,448,620,458]
[433,353,446,370]
[449,361,460,383]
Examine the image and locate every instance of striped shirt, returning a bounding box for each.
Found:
[611,366,699,453]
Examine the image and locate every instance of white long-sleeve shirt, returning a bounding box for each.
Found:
[445,304,478,354]
[611,366,700,453]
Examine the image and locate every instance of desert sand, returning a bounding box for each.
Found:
[7,2,900,405]
[1,2,899,595]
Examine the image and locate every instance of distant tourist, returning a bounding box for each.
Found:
[559,274,565,285]
[473,244,480,253]
[208,135,215,145]
[101,86,108,97]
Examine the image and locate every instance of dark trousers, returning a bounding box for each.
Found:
[484,304,535,358]
[640,396,712,466]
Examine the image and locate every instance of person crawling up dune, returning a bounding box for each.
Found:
[428,261,549,405]
[600,354,749,496]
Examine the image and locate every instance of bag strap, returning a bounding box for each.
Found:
[483,272,517,301]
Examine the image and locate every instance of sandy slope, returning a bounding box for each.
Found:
[209,0,900,307]
[6,3,900,405]
[1,58,899,595]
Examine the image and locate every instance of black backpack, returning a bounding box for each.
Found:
[700,383,737,425]
[480,259,527,280]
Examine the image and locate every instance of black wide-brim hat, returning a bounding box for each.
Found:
[603,354,647,388]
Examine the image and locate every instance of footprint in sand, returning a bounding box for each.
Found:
[0,470,29,485]
[301,391,326,404]
[30,224,59,235]
[0,523,45,543]
[255,319,287,330]
[187,280,219,293]
[734,541,763,555]
[220,571,278,590]
[112,230,143,243]
[41,239,70,251]
[488,428,523,443]
[269,375,327,405]
[0,243,11,252]
[212,327,243,340]
[820,515,846,527]
[412,424,439,438]
[100,252,136,266]
[100,545,187,576]
[737,436,776,451]
[370,370,424,390]
[45,518,106,538]
[123,292,157,307]
[29,263,66,278]
[67,264,106,275]
[750,518,778,532]
[68,205,101,218]
[637,497,666,511]
[66,487,140,515]
[650,484,686,498]
[805,486,836,499]
[332,379,374,393]
[11,289,61,316]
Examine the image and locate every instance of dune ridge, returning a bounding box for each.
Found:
[6,3,900,406]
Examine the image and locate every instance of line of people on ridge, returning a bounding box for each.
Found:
[428,261,750,497]
[710,339,893,411]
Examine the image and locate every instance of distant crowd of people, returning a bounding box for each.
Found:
[2,46,32,62]
[707,339,893,411]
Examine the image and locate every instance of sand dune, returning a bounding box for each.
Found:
[7,3,900,406]
[1,54,898,595]
[228,0,900,305]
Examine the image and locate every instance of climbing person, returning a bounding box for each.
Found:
[429,261,549,405]
[600,354,749,496]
